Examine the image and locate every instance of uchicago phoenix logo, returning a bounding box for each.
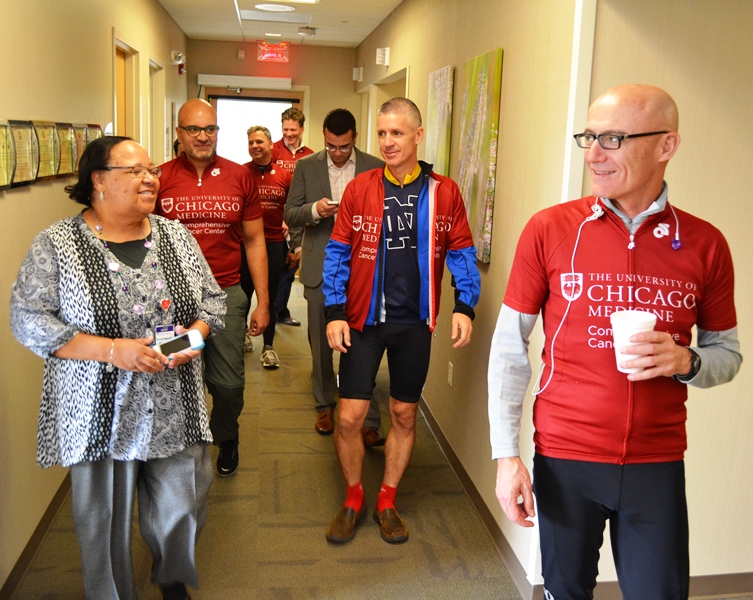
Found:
[561,272,583,301]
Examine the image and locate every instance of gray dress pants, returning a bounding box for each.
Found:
[69,443,213,599]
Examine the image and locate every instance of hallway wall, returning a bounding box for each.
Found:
[0,0,187,587]
[355,0,753,589]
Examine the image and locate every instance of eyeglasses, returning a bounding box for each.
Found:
[573,131,669,150]
[178,125,220,137]
[101,166,162,178]
[325,143,353,153]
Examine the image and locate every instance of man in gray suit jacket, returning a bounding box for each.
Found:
[284,109,385,444]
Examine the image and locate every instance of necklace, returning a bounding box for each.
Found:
[91,210,167,315]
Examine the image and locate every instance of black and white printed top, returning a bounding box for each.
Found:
[10,213,226,468]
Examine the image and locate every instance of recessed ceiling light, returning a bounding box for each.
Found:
[265,32,283,37]
[255,3,295,12]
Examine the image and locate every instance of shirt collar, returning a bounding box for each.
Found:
[601,182,669,232]
[326,151,356,170]
[384,162,422,186]
[284,140,302,154]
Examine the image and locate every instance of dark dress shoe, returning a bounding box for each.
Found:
[362,427,386,447]
[279,316,301,326]
[326,503,366,543]
[161,582,190,600]
[373,507,409,544]
[315,406,335,435]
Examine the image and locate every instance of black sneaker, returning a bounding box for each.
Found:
[217,438,239,477]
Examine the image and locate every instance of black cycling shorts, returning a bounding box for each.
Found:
[338,323,432,403]
[533,454,689,600]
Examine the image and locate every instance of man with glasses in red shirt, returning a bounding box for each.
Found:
[489,84,741,598]
[157,98,269,478]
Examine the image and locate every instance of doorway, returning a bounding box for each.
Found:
[206,88,304,166]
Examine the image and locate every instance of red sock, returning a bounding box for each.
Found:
[377,483,398,512]
[343,482,364,511]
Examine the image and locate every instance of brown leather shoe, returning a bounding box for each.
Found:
[362,427,386,448]
[315,406,335,435]
[326,503,366,543]
[373,507,409,544]
[278,316,301,326]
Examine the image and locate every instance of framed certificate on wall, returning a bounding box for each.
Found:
[0,120,14,191]
[56,123,76,176]
[9,120,39,188]
[33,121,59,179]
[87,124,102,144]
[73,124,88,171]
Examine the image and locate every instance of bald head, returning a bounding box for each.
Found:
[178,98,216,125]
[591,84,679,132]
[176,98,218,168]
[584,84,681,216]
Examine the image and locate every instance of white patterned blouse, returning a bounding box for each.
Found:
[10,213,226,468]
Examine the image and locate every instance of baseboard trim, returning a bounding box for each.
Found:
[0,473,71,600]
[418,398,753,600]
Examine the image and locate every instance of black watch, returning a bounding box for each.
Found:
[673,348,701,382]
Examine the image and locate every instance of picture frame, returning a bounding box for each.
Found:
[9,120,39,188]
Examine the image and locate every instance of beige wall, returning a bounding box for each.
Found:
[0,0,186,587]
[356,0,578,584]
[590,0,753,578]
[186,41,359,151]
[357,0,753,588]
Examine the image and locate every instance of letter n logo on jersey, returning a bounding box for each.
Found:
[160,197,174,214]
[560,272,583,301]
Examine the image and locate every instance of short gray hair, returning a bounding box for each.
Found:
[246,125,272,141]
[377,97,422,129]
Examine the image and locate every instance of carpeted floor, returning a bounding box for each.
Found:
[13,281,521,599]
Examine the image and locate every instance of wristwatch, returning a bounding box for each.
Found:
[673,347,701,382]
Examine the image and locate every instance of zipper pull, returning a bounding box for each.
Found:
[628,234,635,250]
[198,178,202,187]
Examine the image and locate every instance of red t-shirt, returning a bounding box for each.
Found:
[243,162,292,242]
[156,155,262,288]
[271,140,313,175]
[505,196,736,464]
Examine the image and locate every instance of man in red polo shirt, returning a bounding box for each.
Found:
[157,98,269,478]
[241,126,292,369]
[489,84,741,598]
[273,107,312,328]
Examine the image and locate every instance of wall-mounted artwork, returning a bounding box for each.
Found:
[425,65,454,177]
[457,48,503,263]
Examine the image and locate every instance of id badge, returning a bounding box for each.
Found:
[155,325,175,343]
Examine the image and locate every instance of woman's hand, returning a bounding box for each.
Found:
[162,325,203,369]
[113,336,169,373]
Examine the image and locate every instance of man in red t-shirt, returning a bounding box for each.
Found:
[272,107,312,327]
[488,85,741,598]
[241,126,292,369]
[157,98,269,479]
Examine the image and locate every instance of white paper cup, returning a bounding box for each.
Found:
[609,310,657,374]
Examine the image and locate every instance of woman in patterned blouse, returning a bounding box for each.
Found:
[10,137,226,600]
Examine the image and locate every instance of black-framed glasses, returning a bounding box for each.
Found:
[325,143,353,153]
[178,125,220,137]
[573,131,669,150]
[101,166,162,178]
